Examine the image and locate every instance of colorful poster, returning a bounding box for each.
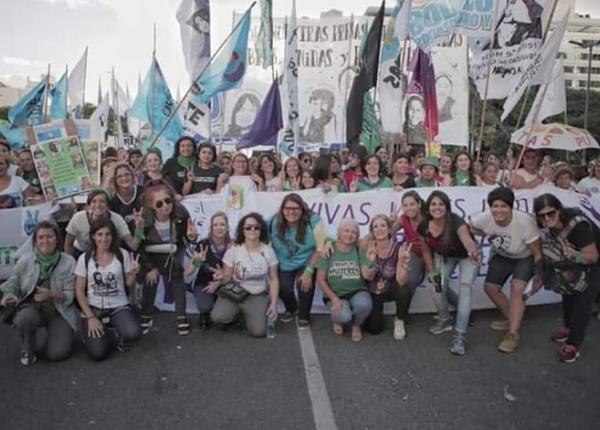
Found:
[28,120,92,200]
[74,120,102,186]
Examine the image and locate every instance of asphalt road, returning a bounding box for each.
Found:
[1,304,599,430]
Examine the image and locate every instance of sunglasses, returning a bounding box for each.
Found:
[243,224,261,231]
[537,209,557,220]
[155,198,173,209]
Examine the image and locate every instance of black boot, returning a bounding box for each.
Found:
[198,313,212,330]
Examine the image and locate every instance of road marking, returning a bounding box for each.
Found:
[297,327,338,430]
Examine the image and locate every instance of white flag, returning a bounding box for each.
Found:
[281,0,299,154]
[90,91,109,138]
[394,0,411,42]
[501,11,569,121]
[68,47,88,117]
[525,59,566,125]
[177,0,210,81]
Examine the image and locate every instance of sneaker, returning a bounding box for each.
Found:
[20,350,37,366]
[140,315,153,335]
[198,313,211,330]
[280,311,295,323]
[296,318,310,330]
[559,344,580,363]
[498,332,520,353]
[116,337,128,353]
[176,316,190,336]
[490,319,510,331]
[449,335,467,356]
[429,318,453,335]
[551,327,570,343]
[393,318,406,340]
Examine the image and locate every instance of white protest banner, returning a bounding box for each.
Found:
[456,0,497,36]
[0,203,58,280]
[148,184,600,313]
[223,13,368,146]
[469,0,553,100]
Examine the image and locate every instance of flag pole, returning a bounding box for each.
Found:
[474,0,500,162]
[510,82,551,184]
[43,63,51,123]
[512,0,560,133]
[65,64,69,118]
[142,1,257,156]
[82,46,88,118]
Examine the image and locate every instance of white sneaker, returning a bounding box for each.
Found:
[393,318,406,340]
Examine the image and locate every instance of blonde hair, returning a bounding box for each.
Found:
[337,218,359,240]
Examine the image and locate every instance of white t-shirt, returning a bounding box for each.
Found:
[222,243,278,295]
[578,177,600,195]
[75,248,132,309]
[66,211,131,252]
[514,168,538,186]
[7,164,18,177]
[0,175,29,208]
[471,211,540,259]
[264,177,279,192]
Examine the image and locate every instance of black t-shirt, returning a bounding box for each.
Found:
[161,157,187,194]
[109,186,143,230]
[390,175,416,189]
[418,213,469,258]
[193,238,229,287]
[565,216,597,250]
[190,165,223,194]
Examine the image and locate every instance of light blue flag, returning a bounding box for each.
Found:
[8,77,48,127]
[409,0,464,52]
[50,72,68,120]
[129,57,183,143]
[194,9,251,104]
[0,123,30,150]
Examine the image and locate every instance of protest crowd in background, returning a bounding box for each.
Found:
[1,0,600,368]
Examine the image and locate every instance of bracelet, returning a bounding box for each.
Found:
[192,258,204,268]
[304,266,314,276]
[85,314,95,320]
[575,251,582,264]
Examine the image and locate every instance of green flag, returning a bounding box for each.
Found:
[360,91,381,154]
[257,0,273,69]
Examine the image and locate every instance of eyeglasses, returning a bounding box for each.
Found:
[243,224,261,231]
[537,209,557,220]
[154,198,173,209]
[283,206,301,212]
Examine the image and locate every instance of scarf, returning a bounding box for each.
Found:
[416,177,436,188]
[35,250,60,282]
[454,170,471,186]
[177,156,195,169]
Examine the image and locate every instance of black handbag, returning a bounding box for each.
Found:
[217,280,249,303]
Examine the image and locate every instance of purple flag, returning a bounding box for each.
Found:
[236,80,283,150]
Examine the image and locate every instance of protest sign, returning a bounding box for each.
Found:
[27,120,93,200]
[74,120,102,186]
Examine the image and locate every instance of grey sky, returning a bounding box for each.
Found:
[1,0,599,104]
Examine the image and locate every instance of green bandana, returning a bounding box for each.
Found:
[416,178,436,188]
[35,250,60,282]
[454,170,470,186]
[177,156,195,169]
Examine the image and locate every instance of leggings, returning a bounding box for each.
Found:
[364,286,414,335]
[82,306,141,361]
[277,269,316,320]
[562,265,600,347]
[142,272,186,317]
[13,305,73,362]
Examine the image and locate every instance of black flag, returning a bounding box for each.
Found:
[346,1,385,144]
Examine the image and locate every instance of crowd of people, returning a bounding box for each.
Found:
[1,136,599,367]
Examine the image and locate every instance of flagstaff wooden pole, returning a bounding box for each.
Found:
[139,1,257,162]
[65,64,69,117]
[43,64,51,123]
[82,46,88,117]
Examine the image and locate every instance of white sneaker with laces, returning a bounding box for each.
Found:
[393,318,406,340]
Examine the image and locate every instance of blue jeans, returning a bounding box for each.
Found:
[327,291,372,327]
[432,255,477,334]
[193,288,217,314]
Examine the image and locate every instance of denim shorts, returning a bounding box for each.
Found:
[485,254,534,287]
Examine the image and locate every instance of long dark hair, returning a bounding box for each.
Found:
[313,154,333,183]
[277,193,311,244]
[425,190,453,256]
[402,190,426,219]
[532,193,580,230]
[31,220,63,251]
[256,153,280,182]
[450,150,477,186]
[89,218,121,258]
[173,136,197,159]
[363,154,383,178]
[235,212,268,245]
